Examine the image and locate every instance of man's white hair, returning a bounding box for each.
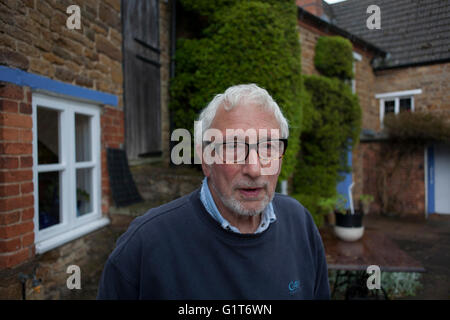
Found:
[194,84,289,146]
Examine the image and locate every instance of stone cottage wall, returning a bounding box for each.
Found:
[0,0,164,299]
[0,0,173,299]
[358,62,450,218]
[359,141,426,218]
[374,63,450,120]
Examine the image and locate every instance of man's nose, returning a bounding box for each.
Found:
[242,148,262,178]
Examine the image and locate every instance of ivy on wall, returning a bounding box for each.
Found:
[293,36,362,226]
[170,3,363,227]
[170,0,305,180]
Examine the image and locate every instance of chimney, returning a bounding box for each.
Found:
[296,0,324,17]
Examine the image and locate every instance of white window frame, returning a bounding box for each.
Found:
[375,89,422,128]
[32,93,109,254]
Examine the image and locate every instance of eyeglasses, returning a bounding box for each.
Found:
[211,139,288,164]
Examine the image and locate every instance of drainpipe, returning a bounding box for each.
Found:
[348,181,355,214]
[18,265,42,300]
[280,180,288,195]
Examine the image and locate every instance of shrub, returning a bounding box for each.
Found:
[314,36,354,80]
[293,74,361,225]
[383,111,450,144]
[292,193,325,226]
[170,0,305,180]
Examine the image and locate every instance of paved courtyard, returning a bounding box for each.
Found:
[363,213,450,299]
[80,211,450,300]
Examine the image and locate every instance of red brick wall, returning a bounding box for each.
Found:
[0,82,35,269]
[0,83,126,270]
[374,63,450,125]
[296,0,324,17]
[0,0,126,271]
[0,0,172,300]
[355,63,449,219]
[100,106,124,214]
[359,141,425,218]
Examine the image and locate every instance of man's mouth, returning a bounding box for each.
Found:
[238,187,263,198]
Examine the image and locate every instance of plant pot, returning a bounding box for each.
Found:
[333,210,364,242]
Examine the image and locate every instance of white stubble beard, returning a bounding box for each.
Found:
[211,179,274,217]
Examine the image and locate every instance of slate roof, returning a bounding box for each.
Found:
[297,7,387,58]
[327,0,450,69]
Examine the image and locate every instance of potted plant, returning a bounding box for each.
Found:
[359,194,374,215]
[332,194,365,242]
[318,196,339,226]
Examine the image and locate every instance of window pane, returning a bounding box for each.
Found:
[38,171,61,230]
[385,100,395,114]
[75,113,92,162]
[37,107,59,164]
[400,98,412,112]
[76,168,93,216]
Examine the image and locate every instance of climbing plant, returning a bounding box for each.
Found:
[292,36,362,226]
[170,0,305,180]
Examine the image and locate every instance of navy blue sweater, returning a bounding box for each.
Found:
[97,189,330,299]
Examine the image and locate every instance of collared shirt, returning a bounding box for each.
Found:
[199,177,277,234]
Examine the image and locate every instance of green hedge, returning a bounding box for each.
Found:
[292,193,325,226]
[293,74,361,225]
[314,36,354,80]
[170,0,305,180]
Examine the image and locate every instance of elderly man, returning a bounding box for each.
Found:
[97,84,330,299]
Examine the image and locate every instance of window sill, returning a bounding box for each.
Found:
[35,217,110,254]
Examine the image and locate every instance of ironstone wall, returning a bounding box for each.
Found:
[0,0,172,299]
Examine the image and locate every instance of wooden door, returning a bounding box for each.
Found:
[122,0,161,159]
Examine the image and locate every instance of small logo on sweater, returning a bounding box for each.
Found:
[288,280,300,295]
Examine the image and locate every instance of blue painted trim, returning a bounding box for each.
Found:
[427,145,435,214]
[0,66,118,106]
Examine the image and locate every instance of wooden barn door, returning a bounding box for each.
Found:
[122,0,161,159]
